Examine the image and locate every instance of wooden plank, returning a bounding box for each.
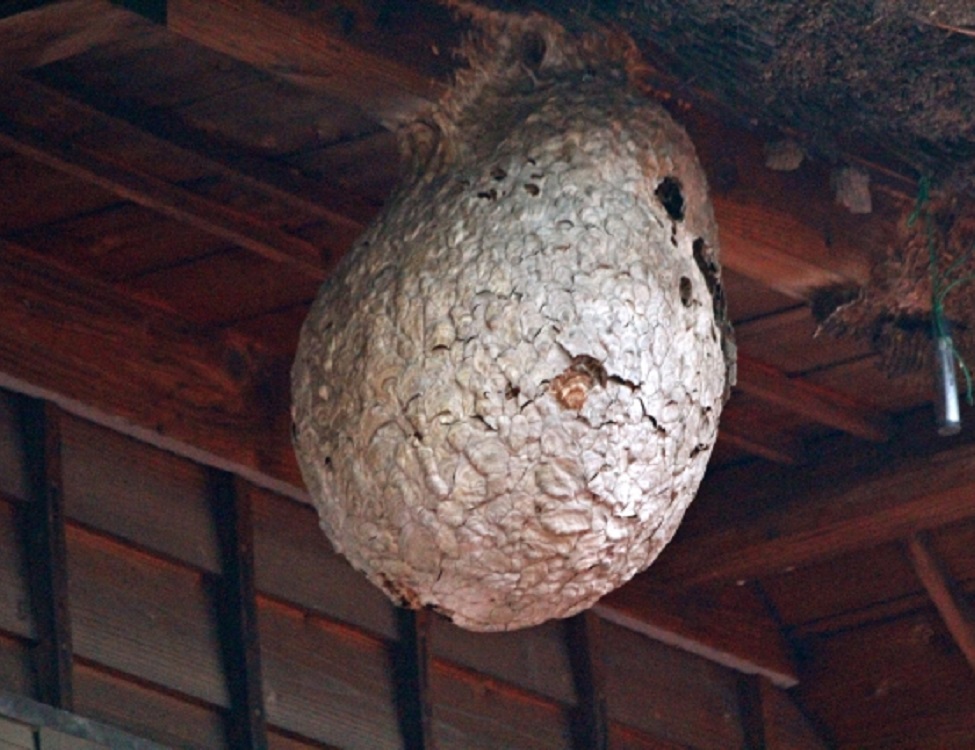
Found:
[758,542,923,631]
[597,580,799,689]
[429,614,576,705]
[0,500,32,640]
[0,0,142,72]
[167,0,444,126]
[74,663,228,750]
[66,525,229,708]
[257,599,402,750]
[736,354,892,442]
[907,533,975,675]
[210,472,268,750]
[0,634,33,699]
[430,661,573,750]
[0,240,305,501]
[0,688,168,749]
[566,611,609,750]
[248,485,397,640]
[60,414,219,573]
[760,681,830,750]
[0,98,327,280]
[125,249,321,327]
[19,400,73,710]
[649,427,975,588]
[602,621,744,750]
[717,426,802,465]
[0,391,28,503]
[795,609,975,749]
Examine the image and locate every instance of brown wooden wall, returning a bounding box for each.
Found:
[0,386,824,749]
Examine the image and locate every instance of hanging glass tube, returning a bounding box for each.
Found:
[934,332,961,436]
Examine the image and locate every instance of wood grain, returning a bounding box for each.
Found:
[597,580,799,688]
[167,0,444,127]
[907,534,975,675]
[601,621,744,750]
[650,430,975,588]
[0,240,304,498]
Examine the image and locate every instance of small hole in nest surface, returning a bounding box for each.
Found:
[524,183,540,196]
[521,31,546,70]
[477,188,498,201]
[491,166,507,181]
[679,276,693,306]
[656,177,685,221]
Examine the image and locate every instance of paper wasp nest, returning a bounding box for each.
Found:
[292,15,735,631]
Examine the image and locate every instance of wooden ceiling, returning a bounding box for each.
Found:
[1,1,974,748]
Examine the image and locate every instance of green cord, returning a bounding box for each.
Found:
[909,176,974,406]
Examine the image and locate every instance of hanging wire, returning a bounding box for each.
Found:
[907,176,974,434]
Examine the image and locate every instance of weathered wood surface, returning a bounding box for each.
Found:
[0,242,304,498]
[257,599,402,749]
[760,680,830,750]
[0,499,31,640]
[650,425,975,588]
[430,661,573,750]
[61,414,219,573]
[598,580,799,688]
[602,621,744,750]
[74,663,229,750]
[907,534,975,675]
[429,615,576,705]
[736,354,891,442]
[166,0,447,126]
[0,0,141,72]
[0,392,27,503]
[0,634,32,699]
[67,525,229,708]
[796,609,975,749]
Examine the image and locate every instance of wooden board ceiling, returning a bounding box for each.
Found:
[1,2,974,747]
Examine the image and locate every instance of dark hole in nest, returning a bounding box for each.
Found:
[521,31,546,70]
[679,276,693,306]
[656,176,685,221]
[524,183,540,196]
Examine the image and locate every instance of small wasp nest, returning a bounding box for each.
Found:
[292,14,735,631]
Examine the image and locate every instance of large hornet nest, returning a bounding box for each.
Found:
[291,12,735,631]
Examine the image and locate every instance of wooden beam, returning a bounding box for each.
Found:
[596,580,799,689]
[0,99,327,280]
[166,0,444,127]
[0,239,305,501]
[0,0,142,72]
[210,471,269,750]
[719,426,803,465]
[0,688,168,749]
[648,425,975,589]
[393,608,436,750]
[737,674,767,750]
[907,533,975,675]
[566,611,609,750]
[736,354,892,442]
[18,398,73,710]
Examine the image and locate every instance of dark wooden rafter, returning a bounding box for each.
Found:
[0,89,328,281]
[0,237,305,497]
[209,470,269,750]
[393,608,436,750]
[906,533,975,675]
[567,610,610,750]
[596,581,799,688]
[737,674,767,750]
[17,397,73,710]
[650,423,975,589]
[165,0,445,127]
[736,354,891,443]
